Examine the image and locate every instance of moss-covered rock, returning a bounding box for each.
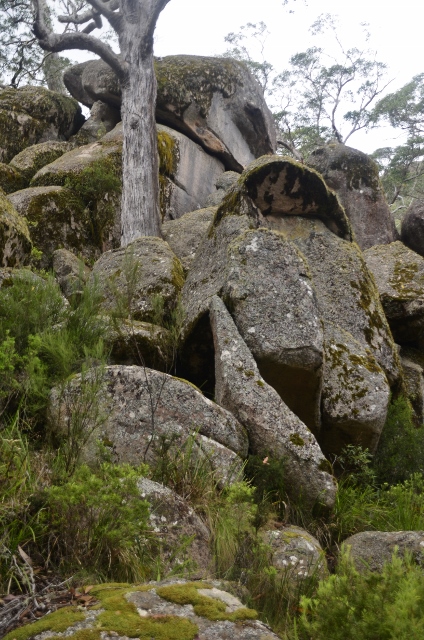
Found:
[0,191,32,267]
[262,525,328,580]
[0,162,26,193]
[0,85,84,163]
[9,140,72,183]
[308,143,397,250]
[8,186,96,269]
[90,236,185,322]
[4,580,279,640]
[52,248,91,299]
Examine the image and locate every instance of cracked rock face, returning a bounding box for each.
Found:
[209,295,336,511]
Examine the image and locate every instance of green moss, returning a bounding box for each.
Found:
[244,369,255,377]
[10,141,71,182]
[318,459,333,475]
[173,376,203,393]
[0,162,26,193]
[156,583,257,622]
[2,607,85,640]
[171,257,186,290]
[289,433,305,447]
[256,379,265,387]
[389,259,423,297]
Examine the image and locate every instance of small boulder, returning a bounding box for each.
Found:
[364,241,424,348]
[90,237,185,322]
[210,295,336,511]
[0,192,32,267]
[343,530,424,572]
[9,140,72,183]
[401,198,424,257]
[262,525,328,580]
[138,478,212,578]
[8,186,94,269]
[308,143,397,250]
[0,86,84,163]
[162,207,216,274]
[49,364,248,471]
[52,248,91,300]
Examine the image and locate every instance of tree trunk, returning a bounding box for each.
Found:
[43,52,67,94]
[120,47,161,245]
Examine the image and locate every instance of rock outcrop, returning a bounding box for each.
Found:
[64,55,277,170]
[0,191,32,267]
[308,143,397,250]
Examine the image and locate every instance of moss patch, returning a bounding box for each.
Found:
[289,433,305,447]
[156,582,257,622]
[2,607,85,640]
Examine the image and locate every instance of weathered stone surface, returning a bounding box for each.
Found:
[204,171,240,206]
[0,192,32,267]
[108,319,169,369]
[210,295,336,511]
[138,478,212,578]
[321,322,390,454]
[276,217,400,387]
[63,60,95,108]
[308,143,397,250]
[401,198,424,257]
[157,124,225,220]
[64,56,276,170]
[364,241,424,349]
[0,163,26,193]
[90,237,185,322]
[8,186,94,268]
[262,525,328,580]
[343,530,424,572]
[13,580,280,640]
[49,365,248,469]
[0,86,84,163]
[9,140,72,183]
[52,248,91,299]
[222,228,324,430]
[162,207,216,273]
[74,100,121,145]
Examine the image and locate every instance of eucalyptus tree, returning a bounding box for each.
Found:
[32,0,171,244]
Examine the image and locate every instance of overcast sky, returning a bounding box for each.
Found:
[154,0,423,152]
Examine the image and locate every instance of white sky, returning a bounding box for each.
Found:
[153,0,423,153]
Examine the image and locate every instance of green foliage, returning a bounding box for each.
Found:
[373,395,424,484]
[244,454,287,528]
[296,550,424,640]
[40,462,151,581]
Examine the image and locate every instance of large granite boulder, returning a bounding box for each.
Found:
[364,241,424,348]
[8,186,95,269]
[0,192,32,267]
[0,86,83,164]
[90,237,185,322]
[49,365,248,476]
[210,295,336,511]
[138,478,212,578]
[64,55,277,170]
[401,198,424,257]
[262,525,328,580]
[7,580,280,640]
[343,530,424,572]
[308,143,397,250]
[162,206,216,273]
[181,156,400,453]
[9,140,72,183]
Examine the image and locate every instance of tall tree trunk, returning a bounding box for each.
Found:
[43,52,67,94]
[120,45,161,245]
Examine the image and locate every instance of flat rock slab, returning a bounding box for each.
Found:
[12,580,280,640]
[210,295,336,511]
[343,530,424,572]
[308,143,397,250]
[49,364,248,474]
[364,241,424,348]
